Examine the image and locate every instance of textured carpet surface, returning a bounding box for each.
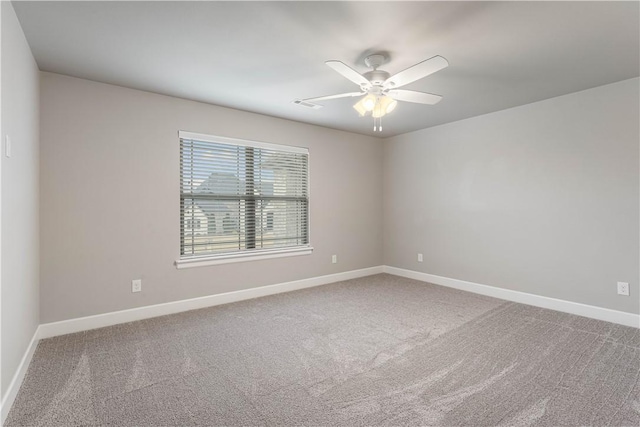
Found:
[6,274,640,426]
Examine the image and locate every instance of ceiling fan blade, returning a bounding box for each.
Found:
[383,55,449,89]
[301,91,364,103]
[387,89,443,105]
[325,60,371,88]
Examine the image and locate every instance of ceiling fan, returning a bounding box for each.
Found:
[296,53,449,132]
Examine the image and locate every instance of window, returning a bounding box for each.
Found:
[177,131,311,267]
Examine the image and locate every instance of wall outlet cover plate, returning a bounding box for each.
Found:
[617,282,629,296]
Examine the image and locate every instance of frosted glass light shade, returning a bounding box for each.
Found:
[353,94,398,118]
[385,98,398,113]
[362,94,377,111]
[353,100,367,116]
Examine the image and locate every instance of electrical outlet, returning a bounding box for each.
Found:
[332,255,337,264]
[132,279,142,293]
[617,282,629,296]
[418,253,423,262]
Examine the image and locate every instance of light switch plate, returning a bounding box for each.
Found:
[5,135,11,158]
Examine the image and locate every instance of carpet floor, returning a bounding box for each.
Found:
[6,274,640,426]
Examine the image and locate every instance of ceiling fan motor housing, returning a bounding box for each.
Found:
[364,70,390,85]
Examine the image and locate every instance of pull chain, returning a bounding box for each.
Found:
[373,116,383,132]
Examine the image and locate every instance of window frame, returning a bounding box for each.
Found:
[175,131,312,269]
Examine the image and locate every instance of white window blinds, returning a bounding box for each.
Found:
[179,132,309,259]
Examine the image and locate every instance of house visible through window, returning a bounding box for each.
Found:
[179,131,309,261]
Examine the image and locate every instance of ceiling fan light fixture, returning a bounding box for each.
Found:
[385,97,398,114]
[370,96,398,118]
[372,101,384,118]
[353,93,378,116]
[362,94,377,111]
[353,99,367,116]
[378,95,397,115]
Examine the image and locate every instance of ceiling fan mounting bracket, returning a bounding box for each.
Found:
[364,54,387,70]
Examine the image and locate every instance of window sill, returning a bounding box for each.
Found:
[175,246,314,269]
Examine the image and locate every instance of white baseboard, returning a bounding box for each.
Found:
[4,265,636,424]
[1,326,41,425]
[0,265,640,425]
[2,266,381,422]
[383,266,640,328]
[38,266,384,340]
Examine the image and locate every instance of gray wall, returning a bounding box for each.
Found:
[383,78,640,314]
[40,72,383,323]
[1,2,40,398]
[37,69,640,323]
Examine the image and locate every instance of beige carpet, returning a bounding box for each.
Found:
[6,274,640,426]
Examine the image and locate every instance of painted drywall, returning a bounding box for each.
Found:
[383,78,640,315]
[1,1,40,398]
[39,72,383,323]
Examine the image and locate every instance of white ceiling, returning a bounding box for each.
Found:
[13,1,640,138]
